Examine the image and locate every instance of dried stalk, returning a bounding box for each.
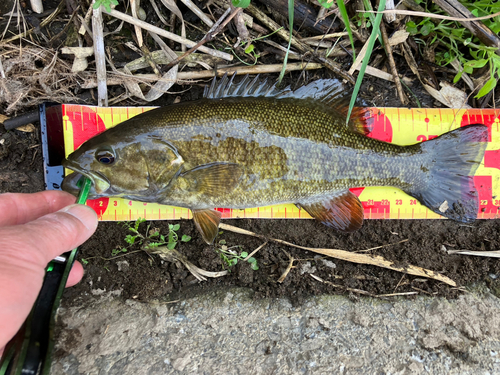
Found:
[162,7,235,70]
[149,246,227,281]
[179,0,213,27]
[447,250,500,258]
[0,0,65,45]
[218,223,457,286]
[81,62,324,88]
[245,3,354,84]
[364,8,500,22]
[103,9,233,61]
[379,21,407,105]
[92,1,108,106]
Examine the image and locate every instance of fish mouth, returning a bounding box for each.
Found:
[62,160,111,196]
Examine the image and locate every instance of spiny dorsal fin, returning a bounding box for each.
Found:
[204,74,371,135]
[204,74,289,99]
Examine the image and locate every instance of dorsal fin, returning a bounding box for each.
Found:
[204,74,289,99]
[204,74,371,134]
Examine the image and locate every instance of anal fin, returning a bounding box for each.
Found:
[192,209,222,244]
[298,190,364,232]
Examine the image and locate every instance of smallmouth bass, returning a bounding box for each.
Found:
[62,76,488,243]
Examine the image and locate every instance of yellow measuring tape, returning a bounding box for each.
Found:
[62,105,500,221]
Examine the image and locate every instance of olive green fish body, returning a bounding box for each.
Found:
[62,77,488,243]
[139,98,423,208]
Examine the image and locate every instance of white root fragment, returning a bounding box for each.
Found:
[30,0,43,13]
[61,47,94,72]
[150,246,228,281]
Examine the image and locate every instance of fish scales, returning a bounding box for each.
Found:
[142,98,424,208]
[62,76,488,243]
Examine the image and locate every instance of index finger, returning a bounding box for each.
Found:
[0,191,76,227]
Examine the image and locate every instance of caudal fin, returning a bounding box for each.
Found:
[406,124,488,223]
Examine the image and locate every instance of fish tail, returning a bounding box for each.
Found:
[405,124,488,222]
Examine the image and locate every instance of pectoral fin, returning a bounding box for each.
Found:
[182,162,243,196]
[298,190,364,232]
[192,209,222,244]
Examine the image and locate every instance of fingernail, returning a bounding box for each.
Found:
[59,204,98,231]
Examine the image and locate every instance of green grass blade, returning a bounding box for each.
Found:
[361,0,384,47]
[346,0,387,124]
[278,0,294,84]
[336,0,356,61]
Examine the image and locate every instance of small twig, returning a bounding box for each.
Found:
[103,9,233,61]
[179,0,214,27]
[246,3,354,84]
[149,0,169,26]
[81,62,324,88]
[355,239,409,253]
[0,58,5,79]
[377,291,418,297]
[219,223,457,286]
[130,0,144,47]
[447,250,500,258]
[78,5,93,35]
[0,0,65,45]
[162,7,235,70]
[231,4,249,42]
[379,21,407,105]
[278,250,295,283]
[362,9,500,22]
[310,274,375,296]
[243,241,268,262]
[92,1,108,106]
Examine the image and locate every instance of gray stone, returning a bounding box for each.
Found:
[51,287,500,374]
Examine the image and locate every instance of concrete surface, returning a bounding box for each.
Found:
[52,287,500,374]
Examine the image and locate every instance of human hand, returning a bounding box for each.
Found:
[0,191,98,351]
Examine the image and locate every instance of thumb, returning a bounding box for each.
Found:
[2,204,98,267]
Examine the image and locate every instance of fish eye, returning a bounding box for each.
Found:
[96,149,116,165]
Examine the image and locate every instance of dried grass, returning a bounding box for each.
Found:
[0,44,80,113]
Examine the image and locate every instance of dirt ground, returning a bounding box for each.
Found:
[2,71,500,307]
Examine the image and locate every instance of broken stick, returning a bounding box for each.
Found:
[219,223,457,287]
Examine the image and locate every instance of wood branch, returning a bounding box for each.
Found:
[245,3,354,84]
[162,7,235,70]
[219,223,457,287]
[380,21,407,105]
[92,2,108,106]
[103,9,233,61]
[81,62,324,88]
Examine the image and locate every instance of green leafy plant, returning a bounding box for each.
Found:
[121,217,191,251]
[405,0,500,98]
[93,0,118,12]
[231,0,251,8]
[215,239,259,271]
